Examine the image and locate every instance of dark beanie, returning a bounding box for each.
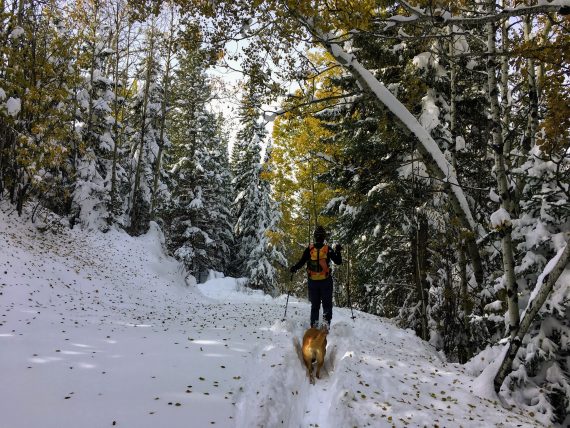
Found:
[314,225,326,243]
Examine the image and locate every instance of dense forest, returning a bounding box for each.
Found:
[1,0,569,424]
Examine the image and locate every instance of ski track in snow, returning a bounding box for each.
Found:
[0,206,543,428]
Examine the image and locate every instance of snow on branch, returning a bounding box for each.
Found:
[520,242,570,322]
[315,30,477,231]
[379,0,570,30]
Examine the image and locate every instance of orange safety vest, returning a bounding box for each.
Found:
[307,244,330,280]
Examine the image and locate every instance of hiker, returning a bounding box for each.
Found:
[290,225,342,329]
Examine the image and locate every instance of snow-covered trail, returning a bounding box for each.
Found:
[234,310,540,428]
[0,207,543,427]
[0,207,281,427]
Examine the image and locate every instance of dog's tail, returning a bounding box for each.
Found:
[293,337,304,365]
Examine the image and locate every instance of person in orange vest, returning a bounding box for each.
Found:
[290,225,342,329]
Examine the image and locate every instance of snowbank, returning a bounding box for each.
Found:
[0,205,541,427]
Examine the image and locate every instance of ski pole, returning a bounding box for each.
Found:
[345,245,356,320]
[282,272,294,321]
[346,280,356,320]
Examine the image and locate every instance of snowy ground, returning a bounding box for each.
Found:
[0,206,543,427]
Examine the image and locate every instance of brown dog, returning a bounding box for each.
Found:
[302,327,328,384]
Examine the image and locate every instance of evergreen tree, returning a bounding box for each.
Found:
[246,142,286,295]
[203,115,235,274]
[107,0,135,226]
[126,22,164,236]
[71,2,117,230]
[165,36,233,279]
[500,137,570,422]
[230,80,265,278]
[231,89,285,292]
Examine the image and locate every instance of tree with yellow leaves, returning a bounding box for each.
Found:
[0,0,80,216]
[269,50,342,293]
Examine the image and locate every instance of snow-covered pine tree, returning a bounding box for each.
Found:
[181,113,233,277]
[230,79,265,279]
[246,141,286,295]
[150,6,177,219]
[107,0,133,226]
[165,34,233,279]
[202,114,235,275]
[496,131,570,423]
[165,41,205,276]
[409,18,494,363]
[71,3,117,230]
[126,21,165,236]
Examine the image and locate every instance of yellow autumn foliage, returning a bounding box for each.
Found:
[0,0,81,202]
[270,49,342,267]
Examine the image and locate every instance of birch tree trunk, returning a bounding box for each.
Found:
[130,23,155,234]
[84,2,100,150]
[494,241,570,392]
[485,3,520,337]
[109,2,130,222]
[150,9,176,217]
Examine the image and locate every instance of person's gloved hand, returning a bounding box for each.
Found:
[335,244,343,252]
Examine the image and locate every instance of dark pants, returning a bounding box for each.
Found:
[308,277,333,327]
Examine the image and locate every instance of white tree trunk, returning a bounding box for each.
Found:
[110,3,130,221]
[130,22,155,233]
[151,8,176,217]
[486,2,520,336]
[84,2,100,148]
